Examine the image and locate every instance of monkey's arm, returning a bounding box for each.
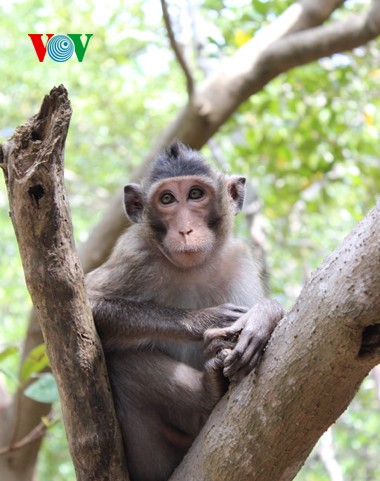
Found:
[204,298,285,382]
[88,293,247,351]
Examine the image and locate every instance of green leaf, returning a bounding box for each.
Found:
[0,367,19,384]
[21,343,50,384]
[24,373,59,404]
[0,345,18,362]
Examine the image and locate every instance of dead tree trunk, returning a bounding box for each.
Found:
[0,86,128,481]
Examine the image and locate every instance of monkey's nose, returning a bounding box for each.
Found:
[179,228,193,237]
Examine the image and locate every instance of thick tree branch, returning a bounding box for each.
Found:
[171,204,380,481]
[0,86,128,481]
[260,0,380,79]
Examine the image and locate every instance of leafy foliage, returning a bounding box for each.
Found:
[24,373,59,404]
[21,344,50,385]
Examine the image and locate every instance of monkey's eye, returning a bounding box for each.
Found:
[188,188,205,200]
[160,192,176,205]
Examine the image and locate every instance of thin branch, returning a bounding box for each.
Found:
[160,0,195,98]
[0,413,56,455]
[186,0,214,77]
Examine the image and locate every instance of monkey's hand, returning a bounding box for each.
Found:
[199,303,248,332]
[204,299,284,383]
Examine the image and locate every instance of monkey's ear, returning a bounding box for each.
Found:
[227,176,246,215]
[124,184,144,223]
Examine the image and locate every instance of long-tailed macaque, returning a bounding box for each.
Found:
[86,141,284,481]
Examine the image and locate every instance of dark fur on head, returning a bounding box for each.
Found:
[146,141,213,185]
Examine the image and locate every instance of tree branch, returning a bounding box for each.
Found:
[0,86,128,481]
[0,413,55,456]
[171,204,380,481]
[160,0,195,98]
[260,0,380,79]
[79,0,372,273]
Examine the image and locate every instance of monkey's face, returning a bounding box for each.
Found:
[147,176,221,269]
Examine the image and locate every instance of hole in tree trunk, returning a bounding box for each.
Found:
[28,184,45,207]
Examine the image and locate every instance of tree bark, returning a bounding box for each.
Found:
[0,86,128,481]
[170,204,380,481]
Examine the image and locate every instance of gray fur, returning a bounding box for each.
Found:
[86,144,284,481]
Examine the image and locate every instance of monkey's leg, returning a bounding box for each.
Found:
[105,350,222,481]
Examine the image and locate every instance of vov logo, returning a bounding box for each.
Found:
[28,34,93,62]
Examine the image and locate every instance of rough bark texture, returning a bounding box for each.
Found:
[170,205,380,481]
[0,86,128,481]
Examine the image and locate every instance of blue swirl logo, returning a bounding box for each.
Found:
[47,35,74,62]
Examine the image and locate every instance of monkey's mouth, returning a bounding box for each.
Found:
[164,243,213,269]
[170,250,209,268]
[174,236,215,254]
[158,237,214,268]
[175,246,209,254]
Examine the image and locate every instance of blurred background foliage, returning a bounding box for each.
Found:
[0,0,379,480]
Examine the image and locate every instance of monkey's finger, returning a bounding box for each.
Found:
[203,325,240,347]
[203,327,227,345]
[223,349,243,377]
[223,329,252,367]
[225,337,264,373]
[217,304,250,325]
[204,338,236,358]
[205,356,224,372]
[217,348,232,362]
[225,348,263,380]
[223,335,266,377]
[205,348,232,371]
[227,359,260,383]
[221,303,249,314]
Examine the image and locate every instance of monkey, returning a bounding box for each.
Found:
[85,141,284,481]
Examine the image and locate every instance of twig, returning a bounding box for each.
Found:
[0,412,56,455]
[186,0,214,77]
[160,0,195,98]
